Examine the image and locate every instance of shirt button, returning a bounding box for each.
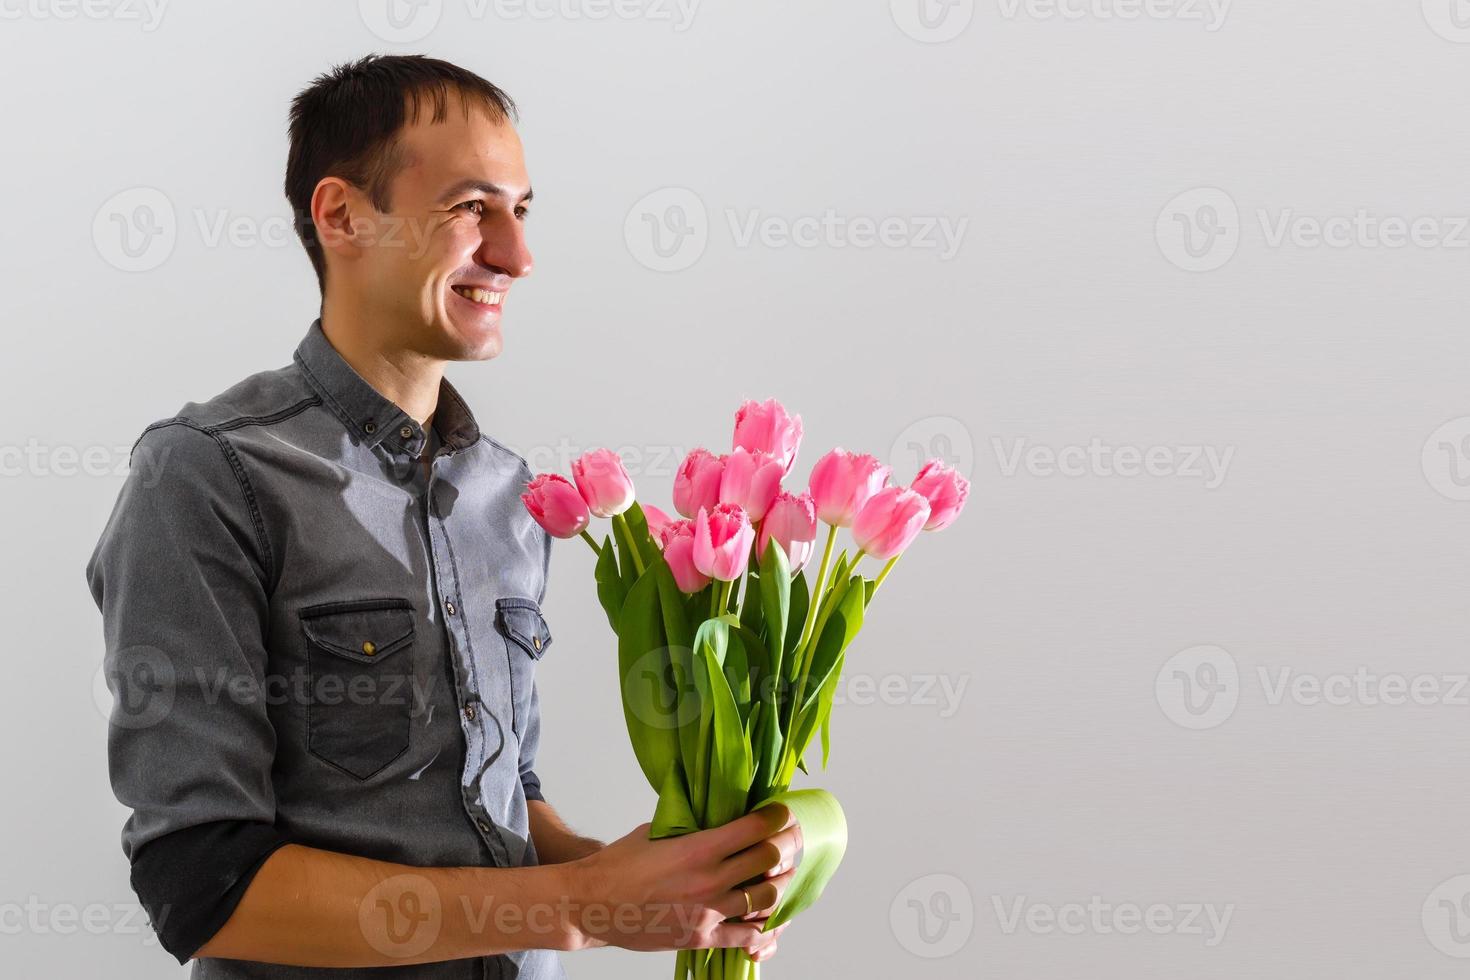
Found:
[361,641,377,656]
[399,424,414,439]
[445,599,456,616]
[476,819,492,834]
[463,703,476,721]
[363,421,378,434]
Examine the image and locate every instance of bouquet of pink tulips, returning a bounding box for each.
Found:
[521,399,969,980]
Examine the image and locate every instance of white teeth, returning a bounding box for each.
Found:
[453,286,503,306]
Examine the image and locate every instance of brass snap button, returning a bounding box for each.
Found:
[361,640,377,656]
[533,635,542,651]
[363,421,377,434]
[399,424,414,440]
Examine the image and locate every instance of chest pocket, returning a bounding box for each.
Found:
[301,598,416,780]
[495,597,552,739]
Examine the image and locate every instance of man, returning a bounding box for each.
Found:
[86,54,800,978]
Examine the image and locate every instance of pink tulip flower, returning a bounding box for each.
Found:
[718,448,784,522]
[910,460,970,531]
[673,448,725,520]
[732,398,803,475]
[659,519,711,593]
[851,486,931,561]
[808,449,891,527]
[642,503,676,546]
[571,448,636,518]
[757,490,818,573]
[692,503,755,582]
[521,474,592,539]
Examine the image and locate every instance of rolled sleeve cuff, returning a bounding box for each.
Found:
[129,820,292,964]
[521,768,545,803]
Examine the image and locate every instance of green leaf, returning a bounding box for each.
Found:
[786,651,843,784]
[693,619,754,827]
[616,569,682,794]
[829,551,851,589]
[723,624,751,724]
[800,574,865,718]
[623,501,663,569]
[758,539,791,681]
[863,577,877,606]
[649,760,700,839]
[593,535,626,630]
[739,570,767,635]
[687,618,726,821]
[785,567,810,664]
[749,789,848,932]
[820,712,832,769]
[653,563,700,781]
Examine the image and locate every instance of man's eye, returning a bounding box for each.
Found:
[456,200,485,216]
[514,206,529,221]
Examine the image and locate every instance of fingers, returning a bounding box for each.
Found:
[749,939,779,963]
[694,803,792,860]
[714,867,794,924]
[713,879,771,922]
[715,823,802,890]
[707,918,787,951]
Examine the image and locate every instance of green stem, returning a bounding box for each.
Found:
[848,548,866,569]
[613,512,645,575]
[873,552,902,593]
[578,529,601,556]
[718,578,734,616]
[776,574,849,782]
[795,525,838,656]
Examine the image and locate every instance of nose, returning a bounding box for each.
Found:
[476,210,534,281]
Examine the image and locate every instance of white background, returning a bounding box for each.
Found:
[4,0,1470,977]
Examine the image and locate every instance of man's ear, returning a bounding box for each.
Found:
[311,176,366,266]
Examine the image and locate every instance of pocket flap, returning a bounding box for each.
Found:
[301,599,415,664]
[496,596,552,659]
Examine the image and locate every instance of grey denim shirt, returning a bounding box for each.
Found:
[86,320,566,980]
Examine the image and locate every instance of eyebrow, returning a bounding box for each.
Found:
[436,179,533,206]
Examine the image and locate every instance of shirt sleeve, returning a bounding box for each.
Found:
[86,420,290,963]
[519,522,552,806]
[519,678,546,804]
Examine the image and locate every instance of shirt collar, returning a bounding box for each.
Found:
[294,318,482,459]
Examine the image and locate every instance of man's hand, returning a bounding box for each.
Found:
[730,804,803,964]
[564,803,803,961]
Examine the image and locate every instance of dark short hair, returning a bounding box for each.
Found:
[285,54,518,294]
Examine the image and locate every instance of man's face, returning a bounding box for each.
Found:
[352,93,534,362]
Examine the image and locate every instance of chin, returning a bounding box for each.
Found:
[436,286,507,360]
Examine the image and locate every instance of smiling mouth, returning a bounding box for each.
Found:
[451,285,504,308]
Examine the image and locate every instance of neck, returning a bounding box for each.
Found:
[319,299,443,427]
